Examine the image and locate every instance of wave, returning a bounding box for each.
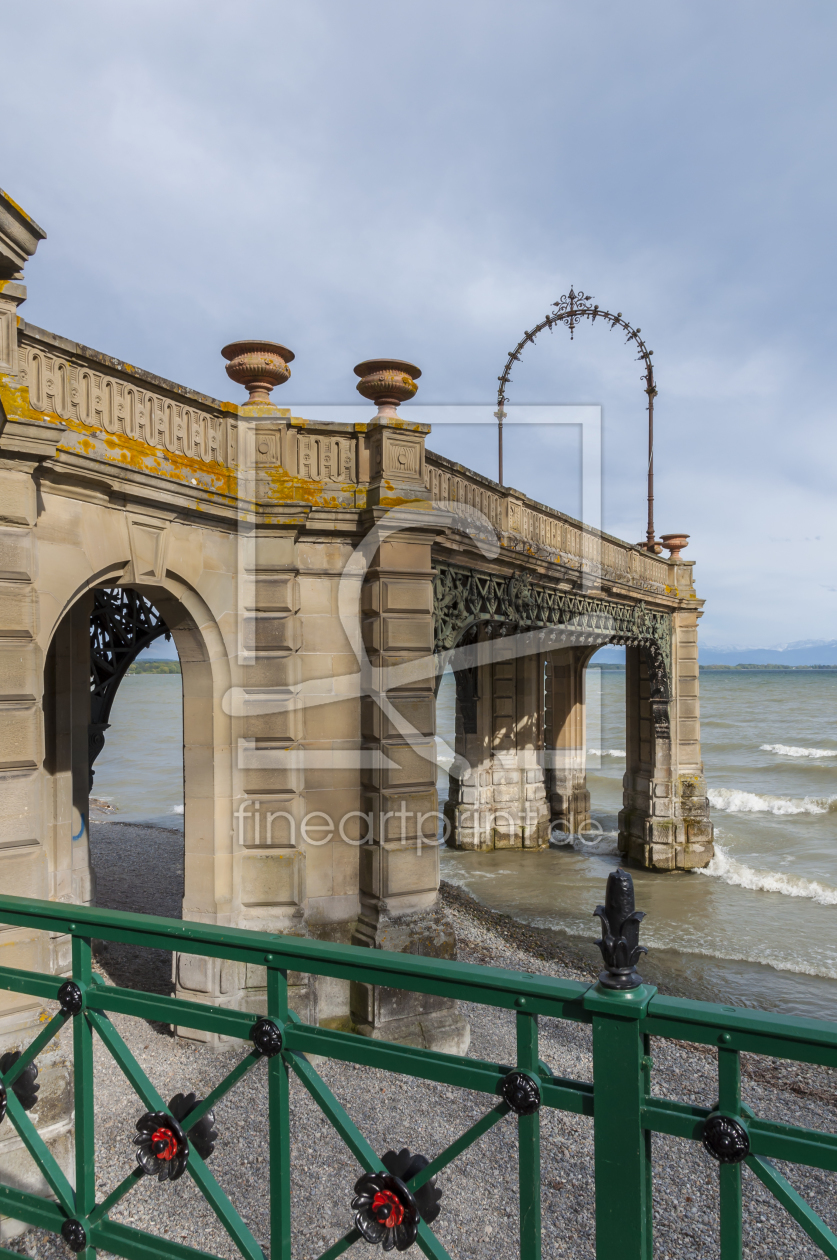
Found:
[697,844,837,905]
[761,743,837,760]
[171,804,184,815]
[587,749,626,758]
[708,787,837,815]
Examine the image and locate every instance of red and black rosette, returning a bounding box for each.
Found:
[134,1092,217,1183]
[352,1149,441,1252]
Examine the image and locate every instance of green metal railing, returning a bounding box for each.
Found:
[0,889,835,1259]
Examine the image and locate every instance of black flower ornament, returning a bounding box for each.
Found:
[702,1114,749,1165]
[500,1070,541,1115]
[169,1091,217,1161]
[0,1051,40,1122]
[134,1092,217,1182]
[135,1111,189,1182]
[593,868,647,990]
[352,1149,441,1251]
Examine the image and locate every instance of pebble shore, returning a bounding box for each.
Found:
[4,822,836,1258]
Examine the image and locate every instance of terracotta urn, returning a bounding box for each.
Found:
[354,358,421,417]
[222,340,294,405]
[660,533,690,560]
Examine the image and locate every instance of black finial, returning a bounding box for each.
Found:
[593,869,647,990]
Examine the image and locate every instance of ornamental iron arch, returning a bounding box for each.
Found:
[88,588,171,787]
[433,562,671,738]
[495,287,659,551]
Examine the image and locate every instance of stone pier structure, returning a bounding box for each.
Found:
[0,191,713,1231]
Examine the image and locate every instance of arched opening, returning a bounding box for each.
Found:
[42,580,228,999]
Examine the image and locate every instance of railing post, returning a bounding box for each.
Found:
[718,1047,743,1260]
[516,1010,541,1259]
[267,962,291,1260]
[588,990,653,1260]
[71,933,96,1258]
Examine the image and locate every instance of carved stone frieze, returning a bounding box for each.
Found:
[17,338,235,467]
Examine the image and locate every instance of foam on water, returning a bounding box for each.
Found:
[697,843,837,905]
[708,787,837,815]
[588,749,626,758]
[761,743,837,759]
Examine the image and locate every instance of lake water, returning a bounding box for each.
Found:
[94,669,837,1018]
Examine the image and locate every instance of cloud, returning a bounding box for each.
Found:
[3,0,836,645]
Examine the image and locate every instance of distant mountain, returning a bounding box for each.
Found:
[699,640,837,666]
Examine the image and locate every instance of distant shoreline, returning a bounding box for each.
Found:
[126,659,837,676]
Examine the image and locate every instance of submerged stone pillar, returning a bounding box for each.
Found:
[445,635,550,850]
[618,563,713,871]
[544,646,592,837]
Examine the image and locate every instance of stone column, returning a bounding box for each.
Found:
[349,360,469,1054]
[445,635,550,850]
[0,456,74,1239]
[618,567,713,871]
[544,646,592,837]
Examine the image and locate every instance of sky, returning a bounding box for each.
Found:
[3,1,836,648]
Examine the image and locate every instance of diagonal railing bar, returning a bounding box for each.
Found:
[88,1165,145,1226]
[286,1050,453,1260]
[316,1227,362,1260]
[185,1147,266,1260]
[286,1048,386,1175]
[87,1009,265,1260]
[87,1008,166,1111]
[408,1101,511,1192]
[182,1049,264,1133]
[92,1216,231,1260]
[747,1156,837,1260]
[1,1009,68,1085]
[3,1087,76,1216]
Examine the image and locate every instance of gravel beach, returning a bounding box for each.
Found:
[4,821,836,1259]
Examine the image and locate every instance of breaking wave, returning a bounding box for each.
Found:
[697,844,837,906]
[588,749,626,758]
[761,743,837,760]
[708,788,837,815]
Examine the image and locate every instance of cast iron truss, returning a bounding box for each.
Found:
[433,562,672,736]
[89,589,170,784]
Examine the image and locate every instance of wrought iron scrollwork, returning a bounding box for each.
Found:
[89,588,171,786]
[433,562,672,735]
